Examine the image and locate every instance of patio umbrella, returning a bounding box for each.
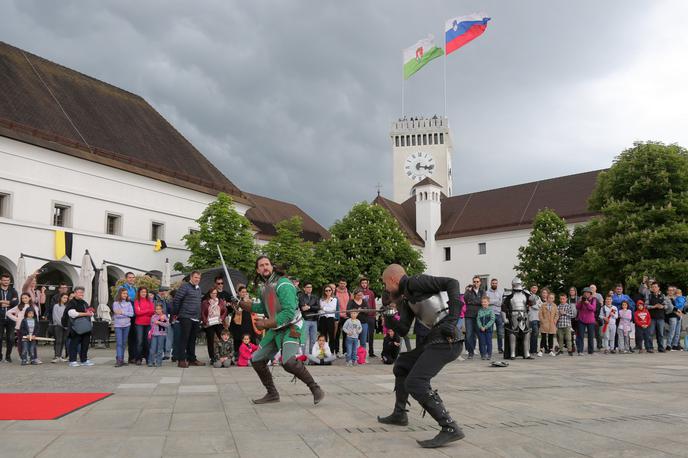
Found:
[96,262,111,322]
[77,251,96,305]
[15,255,27,291]
[162,258,171,288]
[183,267,247,297]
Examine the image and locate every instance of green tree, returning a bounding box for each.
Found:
[263,216,326,286]
[183,193,256,274]
[515,208,571,292]
[318,202,425,293]
[573,141,688,287]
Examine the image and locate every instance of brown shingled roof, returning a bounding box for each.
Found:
[412,177,442,189]
[245,193,329,243]
[0,41,248,203]
[372,195,424,246]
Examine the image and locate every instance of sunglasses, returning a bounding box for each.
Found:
[216,282,224,285]
[324,289,332,292]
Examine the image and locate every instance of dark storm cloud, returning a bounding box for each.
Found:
[2,1,687,226]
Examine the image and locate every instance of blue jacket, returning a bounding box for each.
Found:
[172,282,202,320]
[612,293,635,312]
[674,296,686,312]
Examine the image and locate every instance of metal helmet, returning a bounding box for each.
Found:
[511,277,524,291]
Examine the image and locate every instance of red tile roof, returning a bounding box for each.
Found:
[245,193,329,243]
[372,195,424,246]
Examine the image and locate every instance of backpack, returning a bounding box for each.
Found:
[357,346,367,365]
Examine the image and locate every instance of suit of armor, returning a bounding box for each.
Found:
[501,278,533,359]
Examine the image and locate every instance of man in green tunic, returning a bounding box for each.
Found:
[243,255,324,405]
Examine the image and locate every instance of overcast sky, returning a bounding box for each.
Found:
[3,1,687,226]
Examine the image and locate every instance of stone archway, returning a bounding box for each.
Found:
[106,265,125,303]
[0,255,16,286]
[37,261,79,305]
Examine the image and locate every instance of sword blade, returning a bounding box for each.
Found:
[216,245,238,299]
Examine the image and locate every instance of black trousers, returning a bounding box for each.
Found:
[69,331,90,363]
[334,317,346,354]
[367,317,376,355]
[179,317,199,362]
[0,319,14,358]
[393,341,461,401]
[204,324,223,361]
[319,317,336,347]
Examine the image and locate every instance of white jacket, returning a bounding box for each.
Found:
[311,341,332,359]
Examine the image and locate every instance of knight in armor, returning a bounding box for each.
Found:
[501,277,535,360]
[377,264,464,449]
[241,256,324,405]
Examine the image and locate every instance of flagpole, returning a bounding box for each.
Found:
[443,48,447,118]
[401,55,405,116]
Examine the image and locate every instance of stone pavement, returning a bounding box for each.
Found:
[1,345,688,457]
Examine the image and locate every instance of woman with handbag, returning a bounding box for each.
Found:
[201,288,227,364]
[64,286,94,367]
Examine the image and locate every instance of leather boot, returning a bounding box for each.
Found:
[377,377,409,426]
[416,390,464,448]
[283,357,324,405]
[252,360,280,404]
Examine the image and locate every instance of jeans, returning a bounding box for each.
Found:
[115,326,130,362]
[303,320,318,353]
[178,317,199,362]
[494,313,505,351]
[21,340,37,362]
[666,317,681,347]
[529,321,540,354]
[650,318,664,350]
[616,328,631,352]
[478,329,493,357]
[69,331,90,363]
[576,322,595,354]
[148,335,165,366]
[0,318,14,358]
[345,335,359,363]
[359,322,368,349]
[53,325,67,358]
[464,317,478,356]
[135,324,151,362]
[637,326,651,350]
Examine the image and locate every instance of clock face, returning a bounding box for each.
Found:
[404,152,435,180]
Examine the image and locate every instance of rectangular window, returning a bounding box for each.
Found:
[406,135,410,146]
[106,213,122,236]
[395,136,399,147]
[423,134,427,145]
[434,133,438,144]
[478,242,487,255]
[53,203,71,227]
[412,135,416,146]
[151,222,165,241]
[444,247,451,261]
[401,136,405,147]
[440,133,444,144]
[479,275,489,290]
[0,193,10,218]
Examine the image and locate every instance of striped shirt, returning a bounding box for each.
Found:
[557,303,573,329]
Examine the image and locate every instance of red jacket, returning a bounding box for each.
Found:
[237,342,257,366]
[634,309,651,327]
[134,298,155,326]
[201,299,228,326]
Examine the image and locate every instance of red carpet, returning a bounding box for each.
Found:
[0,393,112,420]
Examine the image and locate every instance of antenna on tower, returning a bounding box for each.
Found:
[375,182,383,197]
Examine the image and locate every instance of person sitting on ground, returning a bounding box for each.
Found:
[308,334,335,365]
[214,329,234,368]
[237,334,258,367]
[19,307,40,365]
[477,296,495,360]
[381,328,401,364]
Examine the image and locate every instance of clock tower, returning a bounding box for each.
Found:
[390,116,453,203]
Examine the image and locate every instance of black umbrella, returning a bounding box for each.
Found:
[183,267,248,297]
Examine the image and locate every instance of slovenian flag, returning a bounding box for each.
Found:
[445,13,491,55]
[403,35,443,80]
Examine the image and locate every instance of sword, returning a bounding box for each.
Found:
[216,244,238,301]
[22,336,55,342]
[302,308,393,318]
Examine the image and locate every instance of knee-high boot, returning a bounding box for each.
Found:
[415,389,464,448]
[377,376,409,426]
[283,357,324,405]
[251,360,280,404]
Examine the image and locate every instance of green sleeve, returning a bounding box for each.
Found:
[275,278,297,327]
[485,310,495,329]
[252,298,266,315]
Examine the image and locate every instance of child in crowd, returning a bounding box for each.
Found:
[308,334,335,365]
[148,304,169,367]
[477,296,495,360]
[8,293,41,363]
[213,329,234,368]
[634,300,652,352]
[617,301,633,353]
[342,309,363,366]
[112,288,134,367]
[556,293,574,356]
[52,292,69,363]
[381,328,401,364]
[19,308,40,365]
[238,334,258,366]
[599,296,618,354]
[538,292,559,356]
